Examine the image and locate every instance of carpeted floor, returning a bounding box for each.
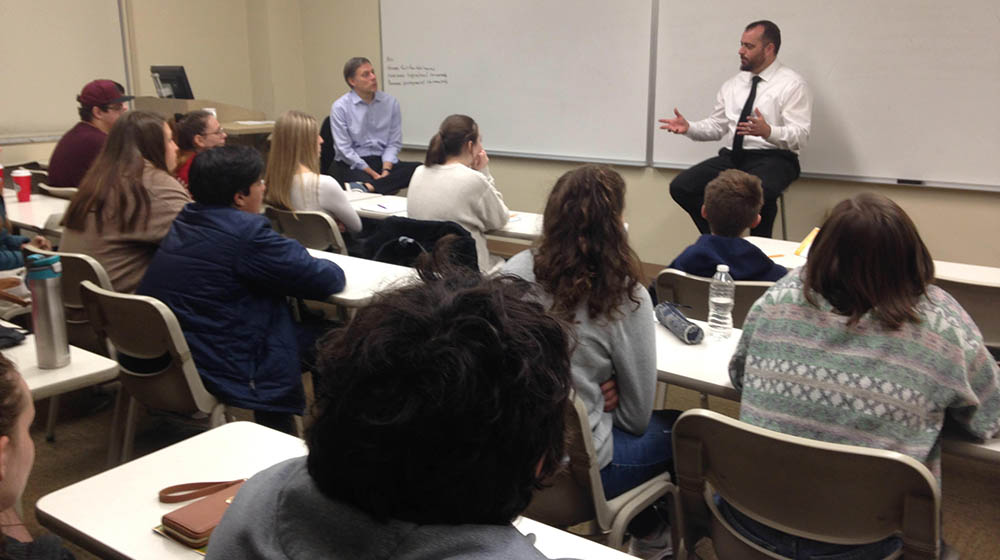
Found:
[18,385,1000,559]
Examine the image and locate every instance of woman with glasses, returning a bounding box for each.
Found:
[61,111,191,293]
[264,110,362,234]
[171,110,227,187]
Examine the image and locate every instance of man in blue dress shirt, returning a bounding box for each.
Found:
[330,57,419,195]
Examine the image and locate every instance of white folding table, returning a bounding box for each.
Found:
[36,421,636,559]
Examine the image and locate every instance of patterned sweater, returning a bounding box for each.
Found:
[730,272,1000,480]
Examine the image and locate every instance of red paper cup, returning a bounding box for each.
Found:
[12,169,31,202]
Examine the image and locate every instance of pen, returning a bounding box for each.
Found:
[377,203,388,209]
[768,254,784,258]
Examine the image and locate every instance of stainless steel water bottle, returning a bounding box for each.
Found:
[26,254,70,369]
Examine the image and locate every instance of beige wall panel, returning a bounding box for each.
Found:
[299,0,382,122]
[128,0,254,109]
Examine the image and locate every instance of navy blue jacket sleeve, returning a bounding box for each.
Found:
[235,222,345,300]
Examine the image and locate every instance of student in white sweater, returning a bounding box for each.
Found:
[407,114,509,273]
[264,110,362,233]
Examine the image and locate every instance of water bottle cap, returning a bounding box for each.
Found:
[26,253,62,280]
[716,264,730,273]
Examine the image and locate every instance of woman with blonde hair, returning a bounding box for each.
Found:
[264,110,361,234]
[61,110,191,293]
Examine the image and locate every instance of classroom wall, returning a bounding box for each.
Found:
[4,0,997,269]
[126,0,255,109]
[309,0,1000,267]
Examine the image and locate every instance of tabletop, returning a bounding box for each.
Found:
[654,317,1000,463]
[36,421,636,560]
[307,248,417,307]
[1,323,118,401]
[3,191,69,232]
[745,236,1000,288]
[349,194,545,240]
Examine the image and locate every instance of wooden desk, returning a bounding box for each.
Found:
[307,249,417,307]
[2,191,68,233]
[220,120,274,136]
[36,422,636,559]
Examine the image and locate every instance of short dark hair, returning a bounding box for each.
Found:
[804,193,935,329]
[188,145,264,206]
[704,169,763,237]
[746,20,781,55]
[343,57,372,86]
[172,110,213,151]
[77,81,126,122]
[306,271,573,525]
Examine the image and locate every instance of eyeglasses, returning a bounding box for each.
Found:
[201,127,226,137]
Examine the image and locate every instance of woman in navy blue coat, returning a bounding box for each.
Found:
[138,146,345,433]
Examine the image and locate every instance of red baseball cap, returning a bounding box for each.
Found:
[77,79,134,107]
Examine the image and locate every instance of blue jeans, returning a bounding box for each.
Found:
[600,409,682,500]
[716,497,902,560]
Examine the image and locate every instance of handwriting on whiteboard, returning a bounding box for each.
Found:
[386,61,449,86]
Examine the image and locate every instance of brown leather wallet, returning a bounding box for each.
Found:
[159,479,245,549]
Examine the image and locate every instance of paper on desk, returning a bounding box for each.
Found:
[234,120,276,125]
[360,198,408,214]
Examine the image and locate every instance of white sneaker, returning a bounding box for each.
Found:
[627,523,673,560]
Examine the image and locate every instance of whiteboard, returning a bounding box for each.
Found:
[380,0,653,164]
[0,0,128,141]
[652,0,1000,187]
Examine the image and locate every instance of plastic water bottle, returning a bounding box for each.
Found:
[707,264,735,341]
[26,254,70,369]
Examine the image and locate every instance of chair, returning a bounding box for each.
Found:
[934,278,999,353]
[362,216,478,272]
[523,395,673,549]
[265,207,348,254]
[655,268,773,328]
[36,183,78,200]
[21,246,114,440]
[319,116,337,177]
[79,280,231,466]
[670,409,955,560]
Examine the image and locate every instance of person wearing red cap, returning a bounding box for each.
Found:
[47,79,133,187]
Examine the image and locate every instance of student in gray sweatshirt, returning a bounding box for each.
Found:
[503,165,675,556]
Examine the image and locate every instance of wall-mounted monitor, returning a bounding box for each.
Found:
[150,66,194,99]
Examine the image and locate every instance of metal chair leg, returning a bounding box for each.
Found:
[779,192,788,240]
[45,395,59,442]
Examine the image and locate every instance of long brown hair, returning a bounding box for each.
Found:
[63,111,170,235]
[264,110,320,211]
[804,193,934,329]
[425,114,478,166]
[533,165,642,321]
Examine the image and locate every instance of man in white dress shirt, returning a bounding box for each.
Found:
[661,20,812,238]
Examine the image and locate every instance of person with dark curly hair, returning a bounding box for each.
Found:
[207,269,576,559]
[503,164,675,557]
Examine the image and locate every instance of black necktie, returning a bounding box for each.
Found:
[732,75,762,157]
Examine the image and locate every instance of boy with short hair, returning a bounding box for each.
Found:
[669,169,787,281]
